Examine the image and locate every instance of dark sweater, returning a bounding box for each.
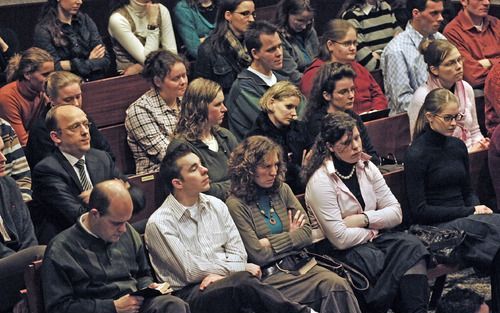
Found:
[404,126,477,225]
[247,112,313,193]
[42,220,152,313]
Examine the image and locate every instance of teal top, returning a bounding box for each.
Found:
[256,193,283,234]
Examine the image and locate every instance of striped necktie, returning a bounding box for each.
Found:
[75,159,92,191]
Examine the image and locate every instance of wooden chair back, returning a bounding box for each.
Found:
[365,113,411,163]
[24,260,44,313]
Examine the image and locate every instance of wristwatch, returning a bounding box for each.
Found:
[362,213,370,228]
[147,24,158,30]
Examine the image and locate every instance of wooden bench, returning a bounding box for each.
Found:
[128,171,167,224]
[100,124,135,175]
[365,113,411,163]
[82,74,150,128]
[24,260,44,313]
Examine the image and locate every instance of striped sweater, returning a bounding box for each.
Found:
[342,1,402,71]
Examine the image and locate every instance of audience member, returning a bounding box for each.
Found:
[26,71,114,169]
[0,47,54,146]
[167,78,236,200]
[340,0,402,72]
[302,62,379,162]
[381,0,446,114]
[443,0,499,89]
[490,126,500,212]
[42,180,189,313]
[436,287,489,313]
[405,88,500,313]
[300,19,387,114]
[303,112,429,313]
[0,28,19,86]
[273,0,318,84]
[194,0,254,95]
[0,144,44,312]
[0,119,32,202]
[226,136,362,313]
[31,105,134,244]
[485,62,499,137]
[146,144,317,313]
[34,0,111,80]
[109,0,177,76]
[409,39,488,152]
[125,50,188,174]
[227,20,288,140]
[246,81,312,193]
[174,0,216,59]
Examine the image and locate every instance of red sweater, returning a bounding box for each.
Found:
[299,59,387,114]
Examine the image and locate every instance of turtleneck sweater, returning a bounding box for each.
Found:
[0,80,45,145]
[404,125,477,225]
[333,155,365,210]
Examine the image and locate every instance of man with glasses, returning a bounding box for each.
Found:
[381,0,446,114]
[444,0,498,89]
[31,105,139,244]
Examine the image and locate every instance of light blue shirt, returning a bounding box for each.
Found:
[381,22,446,115]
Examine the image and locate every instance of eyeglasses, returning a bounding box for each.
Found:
[333,40,358,48]
[60,121,92,132]
[441,56,463,68]
[434,113,464,122]
[234,10,256,18]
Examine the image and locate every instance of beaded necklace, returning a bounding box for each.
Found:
[256,197,277,225]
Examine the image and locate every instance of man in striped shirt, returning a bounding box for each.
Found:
[145,144,315,313]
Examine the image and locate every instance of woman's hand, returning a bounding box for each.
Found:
[288,209,305,232]
[146,3,160,25]
[474,205,493,215]
[259,238,271,248]
[343,214,368,228]
[89,44,106,60]
[470,138,490,153]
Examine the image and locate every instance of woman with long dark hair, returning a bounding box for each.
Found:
[194,0,254,94]
[300,19,387,114]
[108,0,177,75]
[226,135,361,313]
[406,88,500,313]
[34,0,110,80]
[273,0,318,84]
[303,112,429,313]
[167,77,237,200]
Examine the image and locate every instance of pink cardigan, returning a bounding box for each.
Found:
[305,155,402,250]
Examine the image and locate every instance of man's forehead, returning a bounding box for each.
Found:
[177,152,201,169]
[424,0,444,11]
[56,107,87,122]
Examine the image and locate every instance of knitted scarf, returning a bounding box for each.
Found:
[224,29,252,70]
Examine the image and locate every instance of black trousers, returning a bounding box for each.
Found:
[174,271,310,313]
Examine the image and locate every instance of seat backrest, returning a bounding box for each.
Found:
[370,69,384,93]
[82,74,150,128]
[99,124,135,175]
[365,113,411,162]
[24,259,44,313]
[128,171,166,223]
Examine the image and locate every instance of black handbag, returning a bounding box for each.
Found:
[409,225,466,266]
[306,251,370,291]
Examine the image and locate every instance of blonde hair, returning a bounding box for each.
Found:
[6,47,53,83]
[413,88,459,139]
[45,71,82,101]
[318,19,356,61]
[419,39,458,72]
[259,81,302,113]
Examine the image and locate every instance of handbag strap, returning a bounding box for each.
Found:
[306,251,370,291]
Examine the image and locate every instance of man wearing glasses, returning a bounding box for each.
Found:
[31,105,139,244]
[381,0,446,115]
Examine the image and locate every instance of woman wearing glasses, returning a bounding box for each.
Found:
[194,0,254,95]
[273,0,318,85]
[405,88,500,313]
[408,39,488,152]
[299,19,387,114]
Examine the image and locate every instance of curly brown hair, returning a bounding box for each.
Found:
[228,136,286,202]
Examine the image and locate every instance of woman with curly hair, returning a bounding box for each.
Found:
[273,0,318,84]
[166,77,236,200]
[108,0,177,75]
[33,0,110,80]
[302,62,378,163]
[303,112,429,313]
[194,0,254,95]
[226,135,361,313]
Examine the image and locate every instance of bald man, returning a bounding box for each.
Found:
[42,180,189,313]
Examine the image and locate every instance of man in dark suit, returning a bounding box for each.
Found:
[31,104,129,244]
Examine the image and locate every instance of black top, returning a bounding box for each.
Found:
[306,108,379,164]
[332,155,365,210]
[404,125,477,225]
[33,12,110,80]
[247,112,314,194]
[0,27,18,87]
